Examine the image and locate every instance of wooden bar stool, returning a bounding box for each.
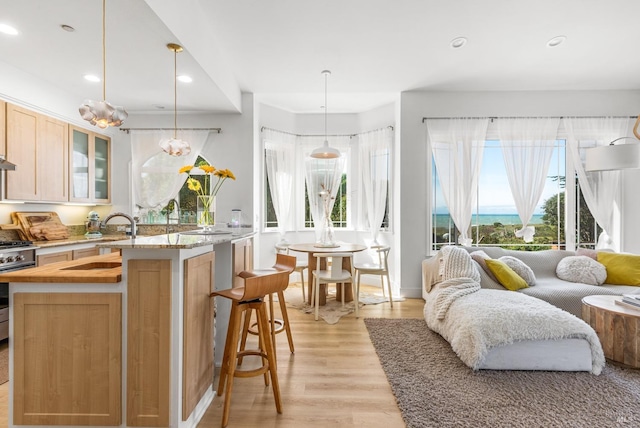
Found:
[211,269,290,427]
[238,253,296,360]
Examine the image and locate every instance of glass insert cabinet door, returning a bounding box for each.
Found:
[94,136,109,201]
[71,128,89,200]
[70,126,111,202]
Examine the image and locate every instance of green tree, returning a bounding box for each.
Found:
[541,184,600,246]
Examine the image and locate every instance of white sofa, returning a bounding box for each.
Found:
[423,246,640,317]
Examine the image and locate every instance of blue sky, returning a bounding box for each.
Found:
[434,140,566,215]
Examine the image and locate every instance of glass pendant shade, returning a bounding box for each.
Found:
[79,99,128,129]
[79,0,127,128]
[160,43,191,156]
[158,137,191,156]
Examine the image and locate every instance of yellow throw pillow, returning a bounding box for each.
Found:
[485,258,529,291]
[597,252,640,286]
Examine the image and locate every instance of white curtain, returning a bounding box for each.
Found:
[263,129,297,241]
[427,118,489,246]
[359,128,392,242]
[131,129,210,210]
[497,118,560,242]
[564,117,630,250]
[301,136,349,239]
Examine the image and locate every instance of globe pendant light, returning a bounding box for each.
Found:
[79,0,128,128]
[159,43,191,156]
[310,70,340,159]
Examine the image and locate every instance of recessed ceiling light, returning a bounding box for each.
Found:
[60,24,75,32]
[547,35,566,47]
[450,37,467,49]
[177,75,193,83]
[84,74,101,82]
[0,24,18,36]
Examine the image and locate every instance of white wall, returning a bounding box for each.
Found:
[399,89,640,297]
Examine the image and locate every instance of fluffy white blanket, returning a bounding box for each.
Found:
[432,246,481,319]
[424,288,606,374]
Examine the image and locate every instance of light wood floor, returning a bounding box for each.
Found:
[0,284,425,428]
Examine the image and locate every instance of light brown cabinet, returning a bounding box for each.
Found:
[233,237,254,288]
[13,292,122,426]
[5,104,68,201]
[183,252,215,420]
[0,100,6,157]
[73,246,100,259]
[36,250,73,266]
[127,259,172,427]
[69,126,111,203]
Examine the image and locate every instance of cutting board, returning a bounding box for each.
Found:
[11,212,70,241]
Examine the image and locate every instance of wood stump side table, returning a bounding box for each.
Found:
[582,295,640,368]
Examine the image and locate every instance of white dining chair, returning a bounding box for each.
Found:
[275,242,308,301]
[353,245,392,318]
[311,252,354,321]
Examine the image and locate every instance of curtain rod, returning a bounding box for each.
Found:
[260,125,393,137]
[119,127,222,134]
[421,116,638,123]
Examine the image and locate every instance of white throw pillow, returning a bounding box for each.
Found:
[498,256,536,286]
[556,256,607,286]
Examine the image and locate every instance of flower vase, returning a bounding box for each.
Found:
[197,195,216,230]
[316,212,337,247]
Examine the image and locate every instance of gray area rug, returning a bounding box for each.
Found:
[365,318,640,428]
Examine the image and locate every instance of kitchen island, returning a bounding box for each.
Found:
[0,229,254,428]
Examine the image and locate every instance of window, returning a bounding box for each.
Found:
[263,129,392,233]
[432,139,598,251]
[137,155,210,224]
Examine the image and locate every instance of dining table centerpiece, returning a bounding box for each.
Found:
[179,162,236,230]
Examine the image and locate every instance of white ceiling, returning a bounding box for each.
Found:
[1,0,640,115]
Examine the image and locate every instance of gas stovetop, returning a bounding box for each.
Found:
[0,240,34,250]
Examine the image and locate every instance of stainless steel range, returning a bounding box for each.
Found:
[0,240,37,341]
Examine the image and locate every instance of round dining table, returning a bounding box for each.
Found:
[287,242,367,306]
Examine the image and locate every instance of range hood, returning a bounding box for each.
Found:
[0,157,16,171]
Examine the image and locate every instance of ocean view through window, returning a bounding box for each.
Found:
[432,139,577,251]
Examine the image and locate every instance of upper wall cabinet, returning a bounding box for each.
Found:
[5,104,68,202]
[0,100,6,158]
[69,126,111,203]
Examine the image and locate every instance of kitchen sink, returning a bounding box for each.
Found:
[62,261,122,271]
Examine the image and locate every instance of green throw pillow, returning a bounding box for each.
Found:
[485,258,529,291]
[597,252,640,286]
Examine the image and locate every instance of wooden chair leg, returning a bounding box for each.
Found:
[256,302,282,414]
[277,290,295,353]
[385,273,393,307]
[221,302,244,428]
[237,308,252,365]
[300,269,306,302]
[355,271,361,318]
[268,293,278,363]
[217,302,238,396]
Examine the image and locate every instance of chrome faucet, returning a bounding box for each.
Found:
[102,212,137,239]
[165,198,181,234]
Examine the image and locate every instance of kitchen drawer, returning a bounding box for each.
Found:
[0,306,8,322]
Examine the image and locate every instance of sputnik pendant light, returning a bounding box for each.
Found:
[310,70,340,159]
[79,0,128,128]
[159,43,191,156]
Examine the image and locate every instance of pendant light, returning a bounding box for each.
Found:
[310,70,340,159]
[79,0,128,128]
[158,43,191,156]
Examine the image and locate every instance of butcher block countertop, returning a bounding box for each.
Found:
[0,252,122,283]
